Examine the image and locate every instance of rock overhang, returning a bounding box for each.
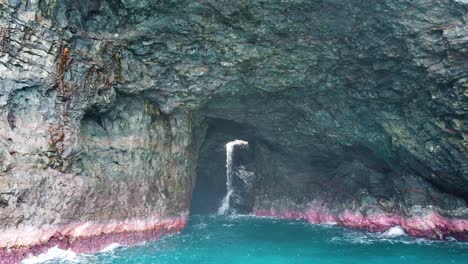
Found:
[0,1,467,261]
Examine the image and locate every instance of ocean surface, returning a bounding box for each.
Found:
[23,214,468,264]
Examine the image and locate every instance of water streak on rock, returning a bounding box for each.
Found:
[218,140,248,215]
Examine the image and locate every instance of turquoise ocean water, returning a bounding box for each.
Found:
[24,214,468,264]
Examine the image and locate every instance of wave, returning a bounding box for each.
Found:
[21,246,87,264]
[380,226,406,238]
[99,243,121,253]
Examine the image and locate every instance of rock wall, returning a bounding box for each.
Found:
[230,143,255,214]
[0,1,204,262]
[0,0,467,261]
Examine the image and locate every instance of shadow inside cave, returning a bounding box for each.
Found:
[190,118,256,215]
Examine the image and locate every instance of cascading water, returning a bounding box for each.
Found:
[218,140,249,215]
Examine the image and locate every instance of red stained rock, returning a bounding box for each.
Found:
[0,215,188,264]
[254,207,468,240]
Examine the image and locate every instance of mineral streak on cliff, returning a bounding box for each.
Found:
[0,0,467,262]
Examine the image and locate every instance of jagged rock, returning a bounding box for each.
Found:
[0,0,467,261]
[230,143,255,214]
[0,144,14,173]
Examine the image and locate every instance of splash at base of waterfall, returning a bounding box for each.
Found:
[218,140,248,215]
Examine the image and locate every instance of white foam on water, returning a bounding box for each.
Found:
[99,243,121,253]
[348,234,374,245]
[381,226,406,238]
[194,222,208,230]
[21,246,82,264]
[218,140,249,215]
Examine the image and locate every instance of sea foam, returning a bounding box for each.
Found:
[21,246,82,264]
[100,243,121,253]
[381,226,406,238]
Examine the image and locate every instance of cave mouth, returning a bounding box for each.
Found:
[191,119,256,215]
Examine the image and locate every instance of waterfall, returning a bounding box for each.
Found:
[218,140,249,215]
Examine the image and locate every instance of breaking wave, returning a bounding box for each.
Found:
[21,246,88,264]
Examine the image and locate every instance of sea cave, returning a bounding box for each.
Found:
[0,0,467,263]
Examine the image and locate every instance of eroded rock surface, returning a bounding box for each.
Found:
[0,0,467,261]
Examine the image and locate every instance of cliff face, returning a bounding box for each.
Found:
[0,0,467,260]
[0,1,203,261]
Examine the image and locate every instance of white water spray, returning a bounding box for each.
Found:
[100,243,121,253]
[21,246,83,264]
[218,140,248,215]
[381,226,406,238]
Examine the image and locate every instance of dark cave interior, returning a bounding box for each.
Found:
[191,118,256,214]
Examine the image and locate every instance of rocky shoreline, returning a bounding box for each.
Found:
[254,206,468,241]
[0,214,187,264]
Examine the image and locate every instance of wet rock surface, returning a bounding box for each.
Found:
[0,0,467,258]
[230,143,255,214]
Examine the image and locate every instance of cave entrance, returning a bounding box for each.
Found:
[191,119,256,215]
